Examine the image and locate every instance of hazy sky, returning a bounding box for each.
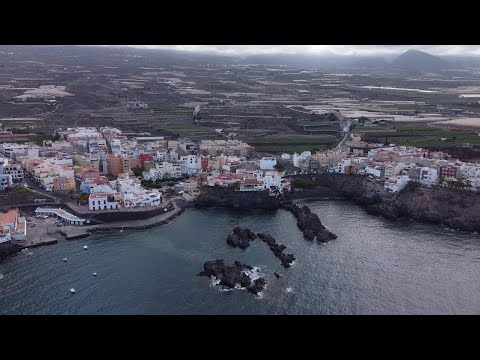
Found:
[120,45,480,57]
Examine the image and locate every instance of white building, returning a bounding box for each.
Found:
[0,174,13,191]
[384,175,410,193]
[1,143,28,157]
[88,193,121,210]
[459,163,480,179]
[419,167,439,186]
[338,159,352,174]
[259,157,277,170]
[365,165,384,178]
[239,179,266,191]
[293,151,311,168]
[179,155,197,175]
[263,171,282,189]
[1,163,23,183]
[384,162,406,179]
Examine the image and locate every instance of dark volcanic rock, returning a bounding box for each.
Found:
[280,200,337,243]
[312,173,480,233]
[0,243,23,262]
[257,233,296,268]
[247,278,267,294]
[195,187,280,211]
[226,227,257,249]
[198,259,266,294]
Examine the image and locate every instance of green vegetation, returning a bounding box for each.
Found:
[75,193,89,205]
[14,187,30,194]
[228,182,240,190]
[253,144,329,154]
[358,125,480,148]
[273,163,285,172]
[31,134,55,146]
[247,135,337,144]
[150,102,182,112]
[401,181,421,193]
[246,135,336,154]
[131,167,143,177]
[235,129,271,136]
[141,175,190,189]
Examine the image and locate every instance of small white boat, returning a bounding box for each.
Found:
[119,227,124,233]
[83,245,88,250]
[92,272,97,276]
[62,257,68,262]
[69,288,76,294]
[0,274,4,280]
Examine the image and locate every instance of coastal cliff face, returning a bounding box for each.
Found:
[366,187,480,232]
[194,187,280,210]
[0,243,23,262]
[304,174,480,232]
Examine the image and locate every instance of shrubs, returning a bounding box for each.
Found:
[402,181,421,193]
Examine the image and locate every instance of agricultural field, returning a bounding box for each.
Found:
[357,124,480,148]
[247,134,337,154]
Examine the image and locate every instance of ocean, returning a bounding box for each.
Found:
[1,200,479,314]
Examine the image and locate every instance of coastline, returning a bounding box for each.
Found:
[290,173,480,234]
[0,199,187,263]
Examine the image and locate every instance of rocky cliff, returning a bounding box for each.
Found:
[0,243,23,262]
[194,187,280,210]
[301,173,480,232]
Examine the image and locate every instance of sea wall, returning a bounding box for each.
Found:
[63,203,174,222]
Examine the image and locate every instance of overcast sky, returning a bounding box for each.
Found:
[119,45,480,57]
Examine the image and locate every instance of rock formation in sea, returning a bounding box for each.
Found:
[226,227,257,249]
[257,233,295,268]
[280,199,337,243]
[225,227,296,268]
[197,259,266,294]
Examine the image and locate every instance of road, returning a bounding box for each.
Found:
[336,129,351,150]
[23,173,62,203]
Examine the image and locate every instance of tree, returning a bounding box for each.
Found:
[131,167,143,177]
[274,163,285,172]
[229,182,240,190]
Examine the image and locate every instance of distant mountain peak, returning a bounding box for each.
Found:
[392,49,450,72]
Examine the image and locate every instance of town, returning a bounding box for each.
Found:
[2,124,480,247]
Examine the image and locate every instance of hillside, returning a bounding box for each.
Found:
[391,49,451,72]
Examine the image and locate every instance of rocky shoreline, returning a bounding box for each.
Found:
[295,173,480,233]
[195,187,338,242]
